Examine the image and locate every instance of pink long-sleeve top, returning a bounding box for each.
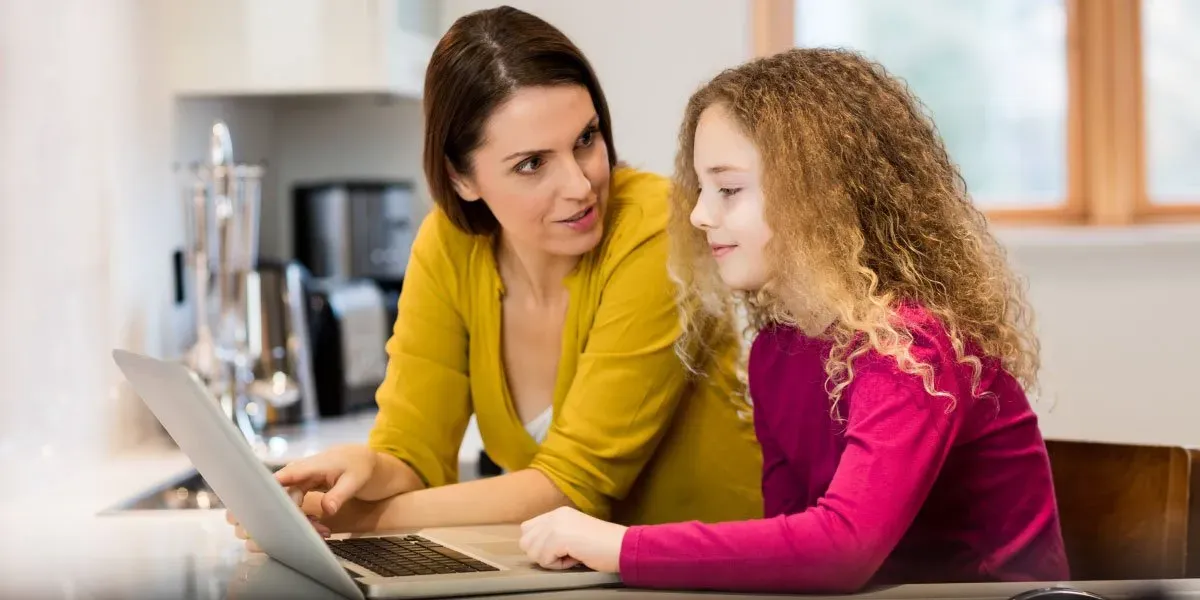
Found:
[618,306,1069,593]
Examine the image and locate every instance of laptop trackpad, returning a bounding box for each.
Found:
[467,541,525,558]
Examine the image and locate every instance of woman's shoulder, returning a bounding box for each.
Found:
[414,206,476,254]
[592,166,672,273]
[610,164,671,204]
[409,206,490,301]
[413,205,501,272]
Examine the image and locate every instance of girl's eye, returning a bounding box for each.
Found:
[515,155,544,175]
[719,187,742,198]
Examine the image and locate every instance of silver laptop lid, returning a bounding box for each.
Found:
[112,349,363,600]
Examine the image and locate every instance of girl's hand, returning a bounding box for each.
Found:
[518,507,626,573]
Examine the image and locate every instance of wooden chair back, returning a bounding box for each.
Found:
[1046,439,1200,580]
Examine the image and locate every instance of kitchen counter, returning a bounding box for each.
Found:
[4,413,1200,600]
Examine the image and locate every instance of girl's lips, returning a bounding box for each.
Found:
[711,244,736,258]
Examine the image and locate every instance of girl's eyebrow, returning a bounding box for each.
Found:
[705,165,748,174]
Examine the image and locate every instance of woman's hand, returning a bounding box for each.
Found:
[519,507,627,573]
[271,444,382,515]
[228,487,333,552]
[225,444,383,551]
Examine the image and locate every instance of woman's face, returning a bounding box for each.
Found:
[451,84,611,258]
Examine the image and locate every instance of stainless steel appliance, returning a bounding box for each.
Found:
[306,278,391,416]
[249,259,319,425]
[292,180,416,290]
[179,121,310,446]
[291,179,414,416]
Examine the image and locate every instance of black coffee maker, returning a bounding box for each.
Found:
[290,180,418,417]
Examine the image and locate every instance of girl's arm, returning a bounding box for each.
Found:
[620,357,968,594]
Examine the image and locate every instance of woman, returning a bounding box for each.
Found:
[230,6,761,543]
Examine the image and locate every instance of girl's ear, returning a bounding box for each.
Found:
[447,159,482,202]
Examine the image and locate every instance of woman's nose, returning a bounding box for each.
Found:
[561,159,592,200]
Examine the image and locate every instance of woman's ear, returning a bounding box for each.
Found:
[447,159,482,202]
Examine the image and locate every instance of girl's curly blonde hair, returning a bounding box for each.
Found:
[669,48,1039,418]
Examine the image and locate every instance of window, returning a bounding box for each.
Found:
[793,0,1069,212]
[752,0,1200,225]
[1142,0,1200,205]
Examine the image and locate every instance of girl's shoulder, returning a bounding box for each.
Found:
[853,302,1003,399]
[889,303,994,369]
[848,303,958,371]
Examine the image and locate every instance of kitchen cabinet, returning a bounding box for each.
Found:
[163,0,439,98]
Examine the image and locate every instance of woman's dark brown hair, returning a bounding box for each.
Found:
[423,6,618,235]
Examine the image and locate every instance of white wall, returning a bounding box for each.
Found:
[0,0,176,480]
[1003,229,1200,447]
[0,3,292,477]
[439,0,752,178]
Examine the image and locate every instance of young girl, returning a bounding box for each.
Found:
[517,48,1069,593]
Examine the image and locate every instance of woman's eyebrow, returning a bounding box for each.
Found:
[500,115,600,162]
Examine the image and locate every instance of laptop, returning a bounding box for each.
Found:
[112,349,620,599]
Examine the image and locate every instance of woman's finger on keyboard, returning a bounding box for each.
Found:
[306,514,332,538]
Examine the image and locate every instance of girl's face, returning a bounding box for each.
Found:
[451,84,611,258]
[689,104,773,292]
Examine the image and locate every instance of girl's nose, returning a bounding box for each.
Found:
[691,197,717,230]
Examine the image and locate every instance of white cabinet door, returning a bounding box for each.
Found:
[165,0,436,97]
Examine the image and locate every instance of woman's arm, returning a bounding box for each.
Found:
[527,227,698,520]
[361,213,474,496]
[329,219,701,529]
[353,452,427,501]
[314,469,571,532]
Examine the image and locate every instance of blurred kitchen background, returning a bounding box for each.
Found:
[0,0,1197,483]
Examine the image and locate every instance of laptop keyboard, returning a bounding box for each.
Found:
[327,535,500,578]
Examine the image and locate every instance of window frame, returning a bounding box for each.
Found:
[752,0,1200,226]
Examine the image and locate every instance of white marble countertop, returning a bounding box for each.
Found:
[4,411,1200,600]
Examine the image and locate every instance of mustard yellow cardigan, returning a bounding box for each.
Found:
[367,167,762,526]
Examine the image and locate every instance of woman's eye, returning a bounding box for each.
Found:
[719,187,742,198]
[576,128,597,148]
[515,156,543,174]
